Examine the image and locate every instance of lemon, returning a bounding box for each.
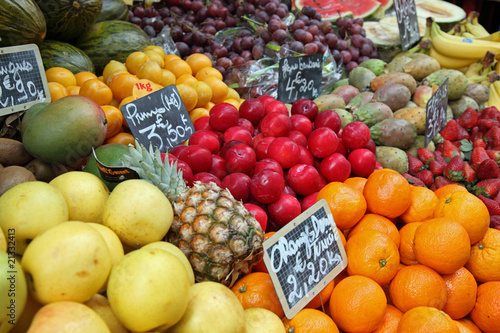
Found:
[49,171,110,223]
[102,179,173,248]
[245,308,286,333]
[0,181,68,255]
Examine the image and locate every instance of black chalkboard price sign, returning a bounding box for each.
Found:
[425,78,449,147]
[277,53,322,104]
[0,44,51,117]
[120,84,195,153]
[393,0,420,51]
[263,199,348,319]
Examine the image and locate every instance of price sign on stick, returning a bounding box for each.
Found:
[393,0,420,51]
[263,199,348,319]
[0,44,50,117]
[120,84,195,152]
[425,78,449,147]
[91,148,140,183]
[278,53,322,104]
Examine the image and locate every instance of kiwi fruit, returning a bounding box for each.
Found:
[24,159,65,182]
[0,165,36,196]
[0,138,33,166]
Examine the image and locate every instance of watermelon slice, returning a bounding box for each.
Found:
[294,0,386,20]
[376,0,394,11]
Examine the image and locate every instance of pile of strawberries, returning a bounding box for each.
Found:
[404,106,500,230]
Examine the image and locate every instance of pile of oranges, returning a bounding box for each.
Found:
[43,48,240,148]
[235,169,500,333]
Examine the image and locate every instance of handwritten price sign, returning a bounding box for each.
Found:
[120,84,195,152]
[425,78,449,147]
[263,199,347,319]
[393,0,420,51]
[278,54,322,104]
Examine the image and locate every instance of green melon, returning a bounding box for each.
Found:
[84,143,131,191]
[0,0,46,47]
[294,0,385,20]
[35,0,103,42]
[96,0,130,22]
[75,20,152,76]
[38,40,95,74]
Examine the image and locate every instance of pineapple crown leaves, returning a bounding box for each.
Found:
[120,140,187,202]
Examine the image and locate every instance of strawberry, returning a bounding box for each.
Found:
[434,176,459,189]
[429,159,446,176]
[469,126,485,142]
[470,147,491,169]
[490,215,500,230]
[415,169,434,188]
[478,118,500,132]
[486,150,500,165]
[430,183,437,191]
[473,138,488,149]
[479,106,500,120]
[403,173,426,187]
[433,150,448,165]
[463,162,477,184]
[458,107,479,129]
[484,125,500,148]
[456,123,470,141]
[444,155,465,182]
[417,148,434,165]
[441,140,462,160]
[407,153,424,175]
[476,159,500,180]
[477,195,500,215]
[474,179,500,198]
[440,119,458,141]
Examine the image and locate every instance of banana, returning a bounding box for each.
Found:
[429,47,479,70]
[487,80,500,108]
[473,31,500,42]
[465,21,490,38]
[430,21,500,59]
[470,11,491,37]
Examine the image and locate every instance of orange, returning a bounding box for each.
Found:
[176,84,198,112]
[454,318,483,333]
[372,304,403,333]
[66,85,80,96]
[363,168,412,219]
[48,81,68,101]
[75,71,98,87]
[191,81,213,108]
[316,182,367,230]
[195,66,223,81]
[397,306,460,333]
[231,272,284,318]
[304,279,335,310]
[79,78,113,106]
[470,281,500,333]
[389,264,448,313]
[164,58,193,78]
[465,227,500,282]
[433,191,490,244]
[345,230,400,286]
[186,53,213,76]
[159,69,176,87]
[164,54,181,64]
[203,76,229,104]
[137,60,163,84]
[108,72,140,102]
[45,67,76,87]
[400,186,439,223]
[105,132,135,147]
[125,51,150,75]
[399,222,423,266]
[253,232,276,274]
[433,184,468,199]
[441,267,477,320]
[347,213,400,247]
[101,105,124,139]
[282,308,339,333]
[338,229,346,248]
[413,217,471,274]
[343,177,367,193]
[329,275,387,333]
[102,60,128,83]
[176,74,197,85]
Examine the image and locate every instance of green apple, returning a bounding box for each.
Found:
[0,181,68,255]
[21,221,112,304]
[27,301,110,332]
[0,251,27,333]
[84,294,129,333]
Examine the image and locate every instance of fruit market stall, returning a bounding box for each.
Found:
[1,0,500,332]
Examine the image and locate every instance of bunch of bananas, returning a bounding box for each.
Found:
[485,80,500,108]
[428,13,500,71]
[461,51,500,87]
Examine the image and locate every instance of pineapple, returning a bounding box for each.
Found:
[121,141,264,287]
